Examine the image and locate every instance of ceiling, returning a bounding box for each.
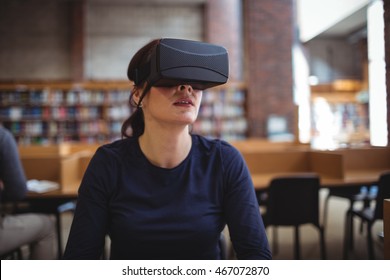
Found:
[317,5,368,38]
[89,0,369,40]
[88,0,206,3]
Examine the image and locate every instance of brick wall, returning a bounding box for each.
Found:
[0,1,71,80]
[205,0,243,81]
[0,0,203,81]
[244,0,295,137]
[86,2,203,80]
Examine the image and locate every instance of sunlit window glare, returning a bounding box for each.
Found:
[368,0,388,146]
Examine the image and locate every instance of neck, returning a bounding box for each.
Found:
[139,125,192,169]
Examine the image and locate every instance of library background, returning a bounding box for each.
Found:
[0,0,389,148]
[1,0,390,261]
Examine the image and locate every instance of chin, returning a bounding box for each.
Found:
[176,113,198,124]
[174,118,197,126]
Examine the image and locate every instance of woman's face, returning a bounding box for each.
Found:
[136,84,203,128]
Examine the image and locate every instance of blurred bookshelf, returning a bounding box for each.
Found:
[0,81,131,145]
[310,79,370,149]
[0,81,248,145]
[194,82,248,141]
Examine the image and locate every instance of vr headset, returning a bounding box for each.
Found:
[130,38,229,90]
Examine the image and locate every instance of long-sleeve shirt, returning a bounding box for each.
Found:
[0,127,27,204]
[63,134,271,260]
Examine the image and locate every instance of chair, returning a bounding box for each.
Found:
[323,186,377,227]
[256,189,281,254]
[56,200,77,258]
[262,173,326,259]
[12,199,77,259]
[344,171,390,259]
[323,185,377,251]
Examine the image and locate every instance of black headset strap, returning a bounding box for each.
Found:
[134,62,151,86]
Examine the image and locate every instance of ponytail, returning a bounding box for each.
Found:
[121,39,161,138]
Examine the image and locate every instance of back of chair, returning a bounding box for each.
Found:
[373,171,390,220]
[266,174,320,226]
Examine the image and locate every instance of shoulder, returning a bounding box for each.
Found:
[90,137,138,167]
[80,138,139,191]
[97,137,137,156]
[192,134,243,162]
[0,127,15,145]
[0,127,18,156]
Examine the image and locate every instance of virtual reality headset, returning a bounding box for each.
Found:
[130,38,229,90]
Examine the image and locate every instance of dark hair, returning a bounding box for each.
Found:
[121,39,161,138]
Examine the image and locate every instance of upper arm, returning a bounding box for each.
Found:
[0,130,27,201]
[221,143,271,259]
[63,147,116,259]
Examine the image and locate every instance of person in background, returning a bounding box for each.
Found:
[63,38,271,260]
[0,126,56,259]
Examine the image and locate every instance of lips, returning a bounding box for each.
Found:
[173,98,194,106]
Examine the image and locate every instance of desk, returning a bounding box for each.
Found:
[17,145,93,258]
[27,185,79,199]
[18,145,92,258]
[243,146,390,190]
[251,171,381,190]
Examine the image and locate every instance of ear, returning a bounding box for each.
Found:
[132,86,142,104]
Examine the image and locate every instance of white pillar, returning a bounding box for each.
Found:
[368,0,388,146]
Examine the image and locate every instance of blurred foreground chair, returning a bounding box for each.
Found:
[344,171,390,259]
[262,173,326,259]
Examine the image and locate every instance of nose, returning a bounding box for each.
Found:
[178,85,193,92]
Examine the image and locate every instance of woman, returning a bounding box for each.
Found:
[63,38,271,260]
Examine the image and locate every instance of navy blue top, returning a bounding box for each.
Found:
[63,135,271,260]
